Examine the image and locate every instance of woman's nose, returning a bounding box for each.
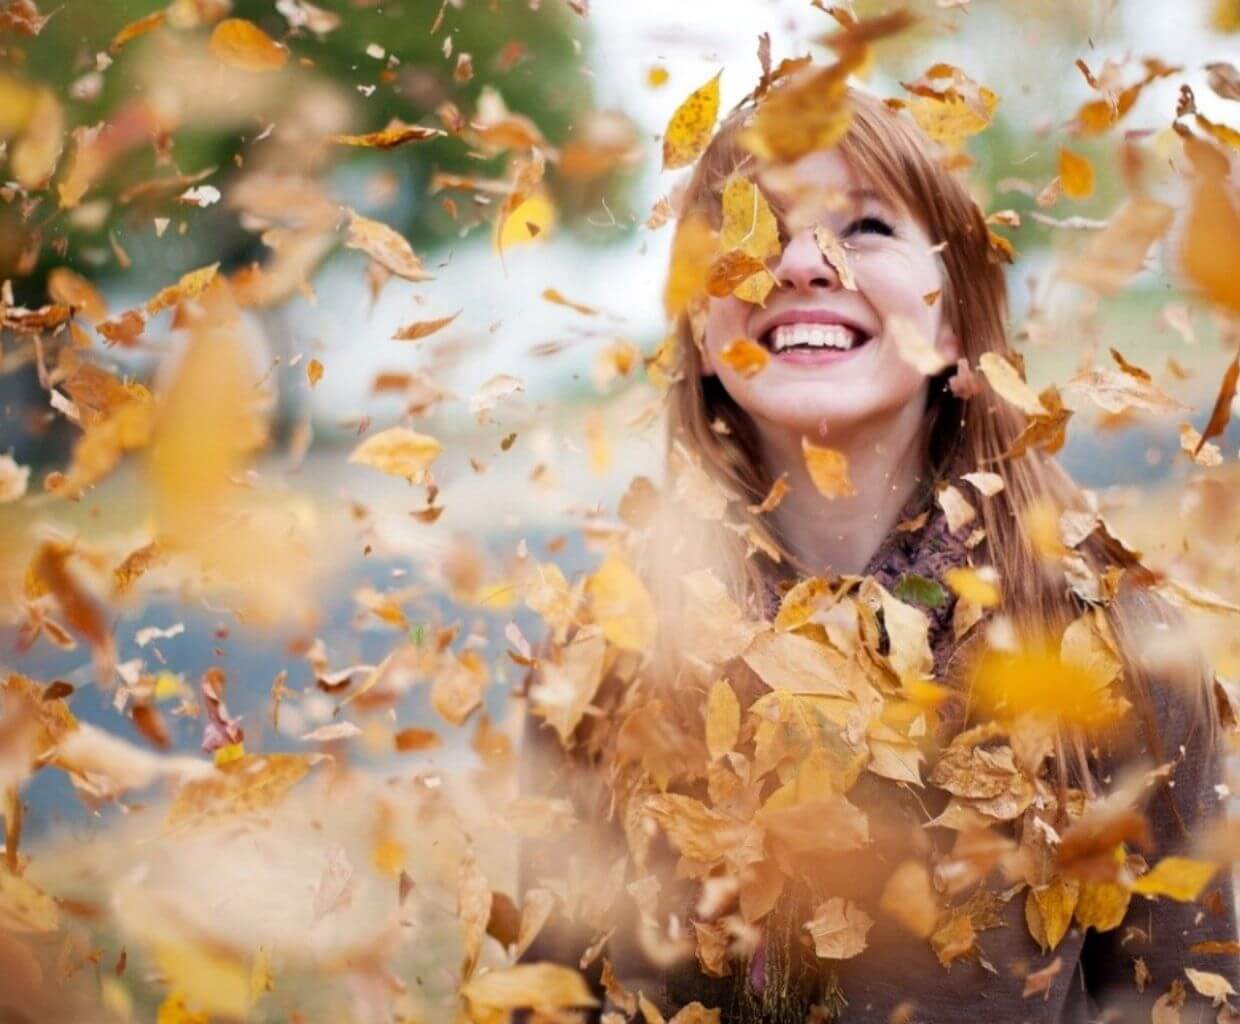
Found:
[772,229,840,292]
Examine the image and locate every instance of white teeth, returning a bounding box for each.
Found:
[769,323,858,351]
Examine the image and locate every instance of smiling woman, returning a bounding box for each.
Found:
[519,77,1239,1024]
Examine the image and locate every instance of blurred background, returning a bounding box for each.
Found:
[1,0,1238,1020]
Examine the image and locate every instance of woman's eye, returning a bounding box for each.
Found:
[844,216,895,237]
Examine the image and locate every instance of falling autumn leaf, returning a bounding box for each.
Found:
[719,338,769,377]
[802,438,855,499]
[392,311,461,342]
[209,18,289,72]
[348,427,442,481]
[661,72,721,170]
[1058,148,1095,199]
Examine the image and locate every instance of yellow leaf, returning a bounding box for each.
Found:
[1025,876,1080,951]
[879,860,937,938]
[166,753,312,830]
[348,427,441,481]
[801,438,855,499]
[718,176,781,304]
[889,315,948,375]
[978,352,1048,416]
[1185,967,1237,1003]
[943,567,1001,608]
[586,550,656,652]
[145,263,221,315]
[154,941,251,1019]
[661,72,721,170]
[812,225,856,289]
[719,338,769,377]
[462,963,599,1019]
[47,267,107,324]
[497,191,556,253]
[1058,148,1095,199]
[1074,876,1131,933]
[306,358,323,388]
[1132,857,1218,902]
[156,991,208,1024]
[741,56,861,162]
[705,679,740,760]
[663,214,716,318]
[208,18,288,72]
[971,643,1126,729]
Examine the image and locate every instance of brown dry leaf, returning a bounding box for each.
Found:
[1023,957,1063,999]
[978,353,1048,416]
[1185,968,1236,1004]
[805,898,872,960]
[345,210,433,282]
[931,912,975,966]
[327,121,446,148]
[879,860,938,938]
[386,722,443,755]
[718,338,769,378]
[348,427,441,481]
[431,651,486,728]
[208,18,289,72]
[1061,196,1174,295]
[145,263,221,315]
[529,626,606,743]
[305,358,324,388]
[392,310,461,342]
[863,578,934,683]
[749,474,790,515]
[165,753,312,830]
[644,793,741,864]
[742,630,856,698]
[681,570,763,666]
[47,268,107,324]
[812,225,857,289]
[1189,353,1239,457]
[661,72,721,170]
[514,889,556,959]
[109,10,166,52]
[801,438,855,499]
[1058,148,1095,200]
[937,484,976,534]
[586,550,656,653]
[1152,979,1186,1024]
[28,541,114,671]
[542,287,598,316]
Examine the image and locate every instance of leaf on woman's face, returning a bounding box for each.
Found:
[661,72,721,170]
[718,338,769,378]
[718,176,782,304]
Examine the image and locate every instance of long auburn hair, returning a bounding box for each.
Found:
[651,83,1214,775]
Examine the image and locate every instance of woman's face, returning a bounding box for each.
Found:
[701,148,960,441]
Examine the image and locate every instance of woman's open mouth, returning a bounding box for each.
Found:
[757,322,875,363]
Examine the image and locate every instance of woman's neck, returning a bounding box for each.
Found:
[757,399,931,578]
